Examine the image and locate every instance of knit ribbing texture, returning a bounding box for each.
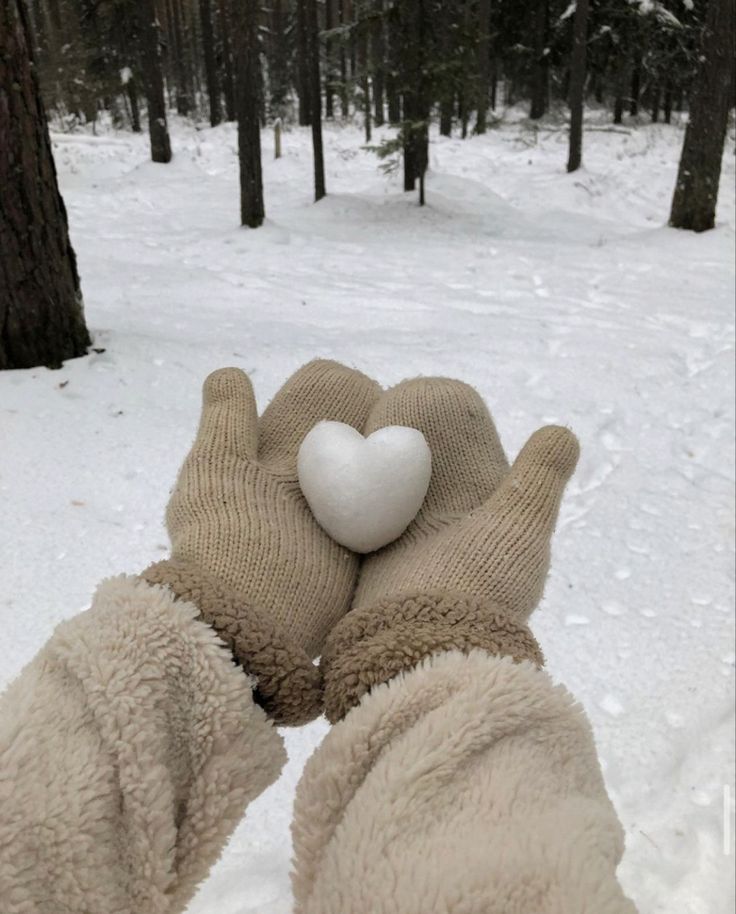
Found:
[323,377,579,721]
[152,360,380,723]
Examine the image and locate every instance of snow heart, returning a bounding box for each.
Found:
[297,421,432,554]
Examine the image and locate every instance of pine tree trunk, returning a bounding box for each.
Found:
[459,89,469,138]
[566,0,589,173]
[437,0,453,136]
[200,0,222,126]
[371,0,385,126]
[650,82,660,123]
[126,78,142,131]
[387,76,401,123]
[171,0,193,115]
[268,0,288,117]
[324,0,335,118]
[339,0,349,117]
[305,0,326,199]
[613,59,628,125]
[663,81,673,124]
[475,0,491,133]
[529,0,548,119]
[234,0,264,226]
[220,0,236,119]
[399,0,427,199]
[670,0,735,232]
[187,4,203,115]
[0,0,90,370]
[593,71,603,104]
[358,20,371,142]
[439,98,453,136]
[297,0,311,125]
[385,1,400,123]
[400,0,418,190]
[345,0,356,86]
[140,1,172,162]
[629,58,641,116]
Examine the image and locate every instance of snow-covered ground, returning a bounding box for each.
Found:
[1,111,734,913]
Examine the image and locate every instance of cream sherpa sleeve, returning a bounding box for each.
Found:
[0,575,286,914]
[292,650,637,914]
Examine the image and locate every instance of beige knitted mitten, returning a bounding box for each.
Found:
[143,360,380,725]
[321,377,579,722]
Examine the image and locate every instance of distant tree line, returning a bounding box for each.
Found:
[25,0,717,134]
[1,0,734,368]
[23,0,735,207]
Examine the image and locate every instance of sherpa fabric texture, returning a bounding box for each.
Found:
[143,557,323,725]
[322,377,579,721]
[292,650,638,914]
[151,360,379,724]
[0,575,285,914]
[321,589,543,722]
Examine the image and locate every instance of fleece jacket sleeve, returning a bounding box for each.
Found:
[292,649,637,914]
[0,575,285,914]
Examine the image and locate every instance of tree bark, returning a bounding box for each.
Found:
[233,0,264,226]
[629,57,640,116]
[670,0,735,232]
[371,0,385,126]
[297,0,312,125]
[339,0,349,117]
[613,58,629,125]
[384,1,401,123]
[399,0,427,200]
[140,0,172,162]
[475,0,491,133]
[0,0,91,370]
[171,0,193,115]
[437,1,453,136]
[566,0,589,173]
[663,80,673,124]
[126,78,142,132]
[529,0,548,119]
[200,0,222,126]
[324,0,335,118]
[358,18,371,141]
[459,88,469,138]
[439,98,453,136]
[268,0,289,118]
[305,0,326,200]
[650,82,660,123]
[220,0,236,120]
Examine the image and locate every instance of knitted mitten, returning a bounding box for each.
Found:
[143,360,380,725]
[320,377,579,722]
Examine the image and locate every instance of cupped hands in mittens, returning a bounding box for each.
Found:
[321,377,580,722]
[143,360,380,725]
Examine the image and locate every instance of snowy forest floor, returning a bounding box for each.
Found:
[1,110,735,913]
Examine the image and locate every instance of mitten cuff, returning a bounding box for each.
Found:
[141,559,322,726]
[320,590,543,723]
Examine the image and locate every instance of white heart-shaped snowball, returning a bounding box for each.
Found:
[297,421,432,554]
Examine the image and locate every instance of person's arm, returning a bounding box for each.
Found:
[292,376,637,914]
[293,648,635,914]
[0,575,284,914]
[0,360,381,914]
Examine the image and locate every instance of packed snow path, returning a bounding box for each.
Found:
[1,114,734,913]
